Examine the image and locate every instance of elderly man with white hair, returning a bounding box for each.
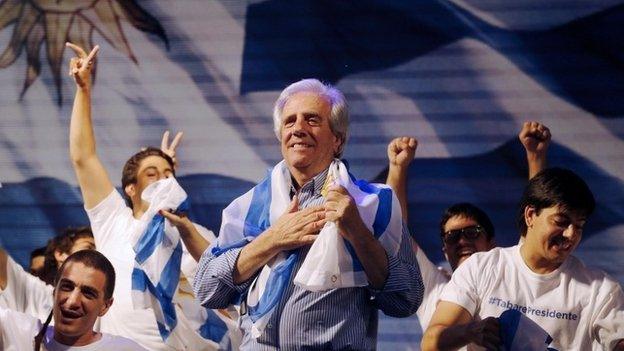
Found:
[194,79,424,350]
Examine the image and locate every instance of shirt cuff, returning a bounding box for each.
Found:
[368,253,411,295]
[206,247,253,294]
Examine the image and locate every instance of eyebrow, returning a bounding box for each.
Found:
[58,278,100,297]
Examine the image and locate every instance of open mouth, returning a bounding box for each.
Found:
[549,236,573,252]
[291,142,313,150]
[456,247,475,259]
[60,309,83,320]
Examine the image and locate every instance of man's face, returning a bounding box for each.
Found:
[280,92,341,181]
[442,215,494,271]
[523,205,585,270]
[126,155,173,207]
[53,261,112,345]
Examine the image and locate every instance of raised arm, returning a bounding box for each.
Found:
[518,121,551,180]
[385,137,417,221]
[67,43,114,209]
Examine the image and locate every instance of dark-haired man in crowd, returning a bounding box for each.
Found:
[0,250,145,350]
[0,226,95,322]
[422,168,624,350]
[384,121,549,332]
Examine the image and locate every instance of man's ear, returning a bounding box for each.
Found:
[333,133,344,157]
[54,249,68,267]
[99,297,114,317]
[124,183,136,199]
[524,205,536,229]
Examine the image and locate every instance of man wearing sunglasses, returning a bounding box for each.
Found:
[422,168,624,350]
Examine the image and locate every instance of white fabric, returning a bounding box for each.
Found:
[0,308,145,350]
[86,189,222,351]
[129,178,187,314]
[440,245,624,350]
[0,254,53,322]
[413,242,449,331]
[294,160,403,291]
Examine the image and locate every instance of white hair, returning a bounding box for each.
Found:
[272,79,349,157]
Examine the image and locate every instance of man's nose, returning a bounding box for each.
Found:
[293,115,307,133]
[65,289,81,308]
[562,224,579,238]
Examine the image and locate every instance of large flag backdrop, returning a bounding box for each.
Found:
[1,0,623,349]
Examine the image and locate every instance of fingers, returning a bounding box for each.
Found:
[85,45,100,62]
[170,132,184,150]
[66,42,87,57]
[161,130,170,150]
[521,121,551,141]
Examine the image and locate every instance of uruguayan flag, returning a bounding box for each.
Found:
[499,309,557,351]
[294,160,403,290]
[213,159,403,338]
[129,177,189,341]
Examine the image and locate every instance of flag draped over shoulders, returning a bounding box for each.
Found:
[213,159,403,338]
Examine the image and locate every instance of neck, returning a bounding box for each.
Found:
[54,329,101,347]
[519,243,561,274]
[131,198,149,219]
[288,161,333,189]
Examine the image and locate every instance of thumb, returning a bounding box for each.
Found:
[287,195,299,213]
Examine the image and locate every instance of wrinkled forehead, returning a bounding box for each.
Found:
[281,92,332,116]
[444,215,479,231]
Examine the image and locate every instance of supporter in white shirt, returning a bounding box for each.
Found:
[0,228,95,321]
[66,42,234,350]
[384,122,550,331]
[422,168,624,351]
[0,250,145,350]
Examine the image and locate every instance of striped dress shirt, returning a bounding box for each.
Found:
[193,167,424,350]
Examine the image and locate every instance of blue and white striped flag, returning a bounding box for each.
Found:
[213,159,403,337]
[499,309,557,351]
[129,177,189,341]
[294,159,403,290]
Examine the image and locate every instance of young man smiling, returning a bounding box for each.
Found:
[0,250,144,350]
[422,168,624,350]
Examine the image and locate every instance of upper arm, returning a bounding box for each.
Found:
[429,300,473,328]
[73,156,115,209]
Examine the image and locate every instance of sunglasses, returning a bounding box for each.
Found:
[442,225,485,245]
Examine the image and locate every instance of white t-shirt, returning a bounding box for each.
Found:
[0,308,145,350]
[414,244,449,331]
[0,255,53,322]
[86,190,221,351]
[440,245,624,350]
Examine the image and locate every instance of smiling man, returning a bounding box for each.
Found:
[194,79,423,350]
[422,168,624,351]
[0,250,144,350]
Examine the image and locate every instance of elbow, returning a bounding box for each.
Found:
[421,325,443,351]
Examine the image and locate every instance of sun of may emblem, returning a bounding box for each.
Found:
[0,0,168,104]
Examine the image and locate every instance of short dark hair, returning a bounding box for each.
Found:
[30,246,46,260]
[121,147,174,208]
[55,250,116,300]
[517,167,595,237]
[41,226,94,285]
[440,203,495,240]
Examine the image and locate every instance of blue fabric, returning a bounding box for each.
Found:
[244,171,272,237]
[248,251,299,323]
[199,308,229,343]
